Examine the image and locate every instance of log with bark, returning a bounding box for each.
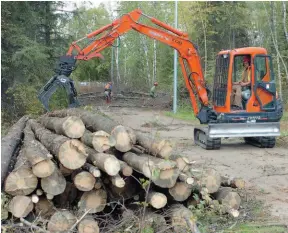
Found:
[135,132,172,159]
[213,187,241,210]
[1,115,29,186]
[168,204,200,233]
[9,195,34,218]
[81,130,116,152]
[83,163,101,177]
[122,152,179,188]
[29,119,88,170]
[47,210,76,232]
[87,149,120,176]
[119,161,133,177]
[221,176,245,189]
[78,189,107,214]
[40,116,85,138]
[22,124,55,178]
[109,174,125,188]
[47,109,136,152]
[4,152,38,196]
[169,182,193,201]
[190,168,221,194]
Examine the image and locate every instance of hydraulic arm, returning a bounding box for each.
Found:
[39,9,216,123]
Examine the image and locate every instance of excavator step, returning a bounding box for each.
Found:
[244,136,276,148]
[194,127,221,150]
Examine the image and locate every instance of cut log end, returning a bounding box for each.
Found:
[78,189,107,214]
[47,210,76,232]
[9,195,34,218]
[110,175,125,188]
[111,125,134,152]
[92,131,116,152]
[78,218,99,233]
[58,139,88,170]
[62,116,86,138]
[74,171,96,191]
[32,159,55,178]
[169,182,192,201]
[31,194,39,203]
[104,157,121,176]
[4,168,38,196]
[41,169,66,196]
[147,192,167,209]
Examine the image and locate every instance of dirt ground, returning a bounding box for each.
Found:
[80,94,288,224]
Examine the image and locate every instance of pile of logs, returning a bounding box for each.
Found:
[2,109,244,233]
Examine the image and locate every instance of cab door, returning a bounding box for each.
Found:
[253,55,276,111]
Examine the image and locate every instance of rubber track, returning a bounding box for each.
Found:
[194,128,221,150]
[244,136,276,148]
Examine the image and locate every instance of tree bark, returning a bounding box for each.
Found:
[119,160,133,176]
[47,210,76,233]
[41,168,66,195]
[1,115,29,185]
[78,218,99,233]
[83,163,101,177]
[136,132,172,159]
[109,174,125,188]
[169,182,193,201]
[73,171,96,191]
[81,130,116,152]
[147,191,167,209]
[283,1,288,43]
[29,119,88,170]
[213,187,241,210]
[87,148,120,176]
[47,109,136,152]
[78,189,107,214]
[221,176,245,189]
[123,152,179,188]
[40,116,85,138]
[168,204,200,233]
[9,195,34,218]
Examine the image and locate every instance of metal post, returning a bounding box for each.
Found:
[173,0,178,113]
[111,47,114,83]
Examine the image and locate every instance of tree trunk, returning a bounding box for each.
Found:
[168,204,200,233]
[119,160,133,177]
[87,148,120,176]
[9,195,34,218]
[83,163,101,177]
[213,187,241,210]
[41,168,66,195]
[78,189,107,214]
[47,109,136,152]
[81,130,116,152]
[47,210,76,233]
[23,124,55,178]
[4,163,38,196]
[109,174,125,188]
[221,176,245,189]
[169,182,193,201]
[29,119,88,170]
[78,218,99,233]
[40,116,85,138]
[147,191,167,209]
[35,197,55,218]
[73,171,96,191]
[1,115,29,185]
[283,1,288,43]
[123,152,179,188]
[136,132,172,159]
[190,168,221,193]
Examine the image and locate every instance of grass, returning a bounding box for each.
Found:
[228,224,287,233]
[164,104,198,122]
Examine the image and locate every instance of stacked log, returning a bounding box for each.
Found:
[2,109,244,232]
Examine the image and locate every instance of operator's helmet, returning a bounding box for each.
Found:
[243,55,251,64]
[154,82,158,86]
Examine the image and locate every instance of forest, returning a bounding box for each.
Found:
[1,1,288,125]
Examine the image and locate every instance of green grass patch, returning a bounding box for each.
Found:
[228,223,287,233]
[164,104,198,122]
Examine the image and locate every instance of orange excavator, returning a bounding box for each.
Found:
[38,9,283,149]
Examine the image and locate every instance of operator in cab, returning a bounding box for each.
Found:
[104,81,112,103]
[231,55,251,110]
